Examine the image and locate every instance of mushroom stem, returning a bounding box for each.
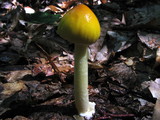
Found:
[74,44,95,118]
[152,99,160,120]
[74,44,89,113]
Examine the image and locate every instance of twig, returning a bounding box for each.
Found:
[35,43,60,74]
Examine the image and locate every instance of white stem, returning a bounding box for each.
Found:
[74,44,89,113]
[152,99,160,120]
[74,44,95,119]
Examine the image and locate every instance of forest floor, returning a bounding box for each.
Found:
[0,0,160,120]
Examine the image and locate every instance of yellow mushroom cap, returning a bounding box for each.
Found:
[57,4,100,45]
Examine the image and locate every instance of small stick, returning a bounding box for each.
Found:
[35,43,60,73]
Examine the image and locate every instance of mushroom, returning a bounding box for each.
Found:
[57,4,100,119]
[149,78,160,120]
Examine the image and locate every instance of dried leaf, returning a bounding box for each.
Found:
[0,52,20,65]
[44,5,63,13]
[108,62,136,88]
[32,63,54,76]
[95,45,109,62]
[57,1,75,9]
[13,116,29,120]
[0,37,9,45]
[138,31,160,50]
[138,98,148,106]
[111,14,126,26]
[89,62,104,69]
[8,5,24,31]
[126,4,160,29]
[149,78,160,99]
[100,0,107,4]
[5,70,32,82]
[1,82,26,97]
[1,2,13,10]
[10,38,24,52]
[107,31,136,52]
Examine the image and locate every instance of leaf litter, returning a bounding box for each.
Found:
[0,0,160,120]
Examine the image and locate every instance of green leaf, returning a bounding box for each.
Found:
[26,12,61,24]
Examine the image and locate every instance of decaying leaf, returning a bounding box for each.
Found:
[8,5,25,31]
[12,116,29,120]
[44,5,63,13]
[138,31,160,50]
[5,70,32,82]
[0,51,20,65]
[100,0,107,4]
[108,62,136,88]
[0,82,26,97]
[126,4,160,29]
[0,0,160,119]
[32,63,54,76]
[1,2,13,10]
[57,0,76,9]
[149,78,160,99]
[0,37,9,45]
[107,31,136,52]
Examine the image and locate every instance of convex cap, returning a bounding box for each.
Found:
[57,4,100,45]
